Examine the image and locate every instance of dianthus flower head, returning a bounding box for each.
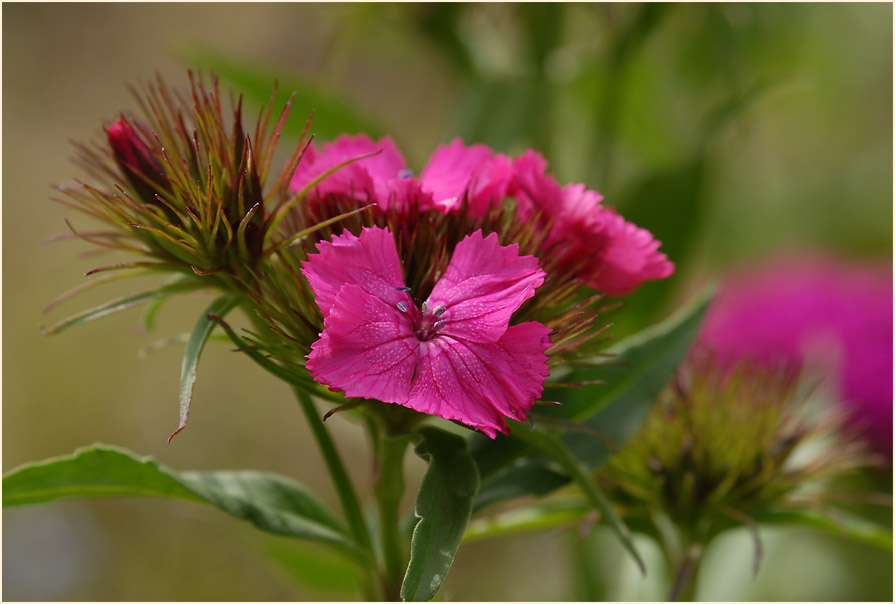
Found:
[599,355,878,546]
[700,254,893,457]
[250,133,675,435]
[301,226,551,437]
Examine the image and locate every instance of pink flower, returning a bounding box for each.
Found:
[510,151,674,295]
[419,139,513,214]
[105,117,169,207]
[289,135,511,215]
[290,134,431,213]
[302,226,552,437]
[290,134,673,297]
[700,255,893,456]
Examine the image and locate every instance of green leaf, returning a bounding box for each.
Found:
[511,426,646,575]
[755,508,893,551]
[3,444,201,505]
[40,279,206,336]
[182,47,385,140]
[472,457,570,514]
[169,296,240,443]
[553,285,714,469]
[401,427,480,602]
[208,313,337,399]
[464,499,591,544]
[140,273,196,332]
[3,445,358,553]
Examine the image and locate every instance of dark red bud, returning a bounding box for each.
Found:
[106,118,169,207]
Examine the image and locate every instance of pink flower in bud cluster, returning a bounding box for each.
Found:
[302,226,551,437]
[290,134,675,435]
[290,135,673,296]
[508,150,674,295]
[700,255,893,457]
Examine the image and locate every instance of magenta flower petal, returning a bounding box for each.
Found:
[290,134,409,208]
[427,230,545,343]
[407,322,552,437]
[420,139,512,213]
[304,224,552,437]
[587,209,675,296]
[509,150,565,219]
[307,284,418,403]
[301,226,406,318]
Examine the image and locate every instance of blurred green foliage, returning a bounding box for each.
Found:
[4,2,891,601]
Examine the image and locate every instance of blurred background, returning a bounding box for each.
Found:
[3,3,891,600]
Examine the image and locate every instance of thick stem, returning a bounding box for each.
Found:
[292,387,379,599]
[373,432,410,601]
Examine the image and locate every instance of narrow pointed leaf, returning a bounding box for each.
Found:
[169,296,240,443]
[464,500,591,544]
[754,508,893,551]
[40,279,205,335]
[401,427,479,602]
[542,285,714,471]
[511,426,646,575]
[543,284,714,424]
[140,273,196,332]
[207,313,340,400]
[3,445,357,552]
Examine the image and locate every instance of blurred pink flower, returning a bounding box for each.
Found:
[700,255,893,455]
[302,226,551,437]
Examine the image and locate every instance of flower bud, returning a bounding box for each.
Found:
[105,117,169,208]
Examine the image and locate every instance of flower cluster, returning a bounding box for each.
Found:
[287,134,673,295]
[53,73,674,438]
[247,133,674,435]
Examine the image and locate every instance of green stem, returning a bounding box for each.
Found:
[372,431,410,601]
[292,387,379,599]
[668,541,704,602]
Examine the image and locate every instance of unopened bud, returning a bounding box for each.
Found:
[106,118,169,207]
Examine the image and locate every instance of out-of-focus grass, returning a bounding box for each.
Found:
[3,2,890,600]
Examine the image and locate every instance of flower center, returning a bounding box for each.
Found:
[414,301,447,341]
[395,288,447,341]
